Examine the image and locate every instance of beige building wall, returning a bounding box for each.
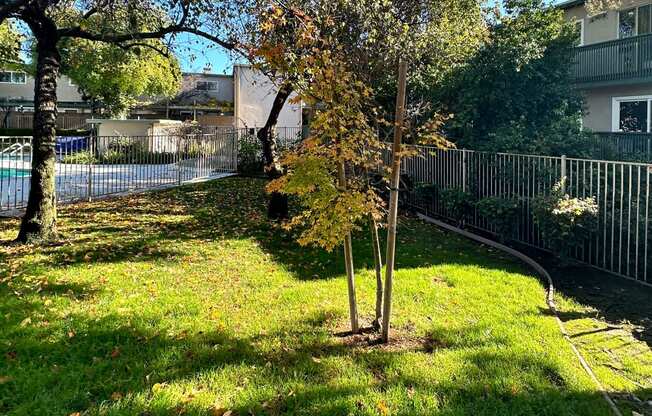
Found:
[565,0,652,45]
[180,73,234,103]
[0,73,85,108]
[233,65,301,129]
[563,1,652,132]
[92,119,183,152]
[583,84,652,131]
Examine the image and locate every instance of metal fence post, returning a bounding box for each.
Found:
[233,129,238,172]
[560,154,567,193]
[87,135,93,202]
[462,149,467,192]
[177,135,182,185]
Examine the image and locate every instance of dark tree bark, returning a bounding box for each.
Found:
[1,106,11,128]
[16,14,60,243]
[256,82,293,220]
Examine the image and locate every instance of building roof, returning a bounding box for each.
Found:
[556,0,585,10]
[182,72,233,79]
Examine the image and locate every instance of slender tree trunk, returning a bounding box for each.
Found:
[370,216,383,329]
[257,82,293,220]
[381,60,408,343]
[17,26,61,243]
[2,107,11,128]
[338,160,359,333]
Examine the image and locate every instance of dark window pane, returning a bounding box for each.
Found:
[0,71,11,83]
[196,81,218,91]
[619,100,648,132]
[640,5,651,34]
[620,8,636,38]
[11,72,25,83]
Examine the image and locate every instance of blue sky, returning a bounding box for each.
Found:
[174,33,237,75]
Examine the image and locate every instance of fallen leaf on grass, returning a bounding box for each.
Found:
[110,347,121,358]
[377,401,389,415]
[0,376,11,384]
[111,391,123,401]
[209,407,231,416]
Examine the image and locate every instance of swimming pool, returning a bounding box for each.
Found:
[0,168,30,179]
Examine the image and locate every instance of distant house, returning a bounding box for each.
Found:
[0,69,91,113]
[0,66,302,130]
[134,66,302,130]
[134,71,235,126]
[560,0,652,133]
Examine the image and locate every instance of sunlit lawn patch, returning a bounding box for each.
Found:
[0,177,612,415]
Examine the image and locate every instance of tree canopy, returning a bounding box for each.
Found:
[59,38,181,116]
[0,21,22,66]
[444,0,587,156]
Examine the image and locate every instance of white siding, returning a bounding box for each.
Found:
[233,65,301,129]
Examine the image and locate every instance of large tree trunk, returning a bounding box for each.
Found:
[256,82,292,220]
[16,27,60,243]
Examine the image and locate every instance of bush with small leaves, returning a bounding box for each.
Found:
[533,179,598,260]
[476,196,521,242]
[238,135,264,174]
[440,188,475,226]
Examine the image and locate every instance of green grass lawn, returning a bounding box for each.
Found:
[0,177,614,416]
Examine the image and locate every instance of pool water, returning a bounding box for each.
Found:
[0,168,30,178]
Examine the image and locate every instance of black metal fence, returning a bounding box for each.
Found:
[590,132,652,163]
[397,146,652,284]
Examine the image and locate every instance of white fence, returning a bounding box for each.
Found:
[399,146,652,283]
[0,132,238,213]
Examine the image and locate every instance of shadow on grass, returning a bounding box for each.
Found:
[543,259,652,348]
[0,279,620,415]
[0,177,529,283]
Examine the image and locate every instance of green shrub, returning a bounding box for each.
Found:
[476,196,521,242]
[533,179,598,260]
[440,188,475,226]
[61,151,97,164]
[238,135,264,174]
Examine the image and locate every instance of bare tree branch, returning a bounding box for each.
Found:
[0,0,29,24]
[115,41,171,58]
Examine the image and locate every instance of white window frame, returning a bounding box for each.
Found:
[618,7,638,38]
[0,70,27,84]
[611,95,652,132]
[575,18,585,46]
[617,4,652,38]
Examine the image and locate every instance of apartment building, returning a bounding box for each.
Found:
[136,71,235,125]
[0,66,301,129]
[561,0,652,133]
[0,69,91,113]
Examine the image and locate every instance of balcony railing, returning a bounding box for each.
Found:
[590,132,652,162]
[572,33,652,86]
